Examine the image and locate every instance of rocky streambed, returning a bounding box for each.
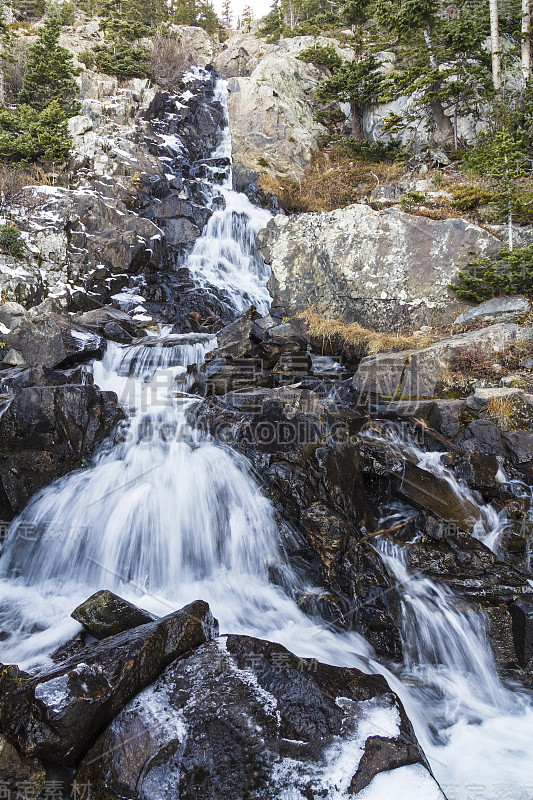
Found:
[0,50,532,800]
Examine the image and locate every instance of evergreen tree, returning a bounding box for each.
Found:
[18,8,79,116]
[0,100,72,163]
[315,54,384,139]
[221,0,232,27]
[375,0,491,146]
[240,4,253,31]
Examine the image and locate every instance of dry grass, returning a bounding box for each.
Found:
[485,395,519,429]
[259,143,404,213]
[300,307,436,356]
[0,165,51,215]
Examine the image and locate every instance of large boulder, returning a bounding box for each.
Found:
[0,382,123,518]
[161,25,217,67]
[257,205,501,329]
[1,303,104,368]
[353,324,533,399]
[71,590,157,639]
[76,634,444,799]
[0,600,218,766]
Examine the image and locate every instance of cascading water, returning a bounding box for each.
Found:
[1,73,533,799]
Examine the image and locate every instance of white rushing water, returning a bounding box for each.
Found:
[1,76,533,800]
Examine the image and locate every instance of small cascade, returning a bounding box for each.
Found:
[361,422,508,553]
[184,80,272,314]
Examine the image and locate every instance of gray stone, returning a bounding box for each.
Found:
[68,114,93,137]
[466,387,524,412]
[71,590,156,639]
[352,324,533,399]
[215,35,353,185]
[454,295,531,325]
[0,301,26,331]
[259,205,500,330]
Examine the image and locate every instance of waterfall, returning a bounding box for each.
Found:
[1,73,533,800]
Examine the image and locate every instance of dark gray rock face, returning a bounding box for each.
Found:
[71,590,157,639]
[76,634,441,799]
[0,600,218,766]
[510,594,533,667]
[0,383,123,519]
[1,303,104,369]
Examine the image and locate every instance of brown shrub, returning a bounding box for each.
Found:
[0,165,49,214]
[151,33,191,92]
[259,143,403,213]
[300,307,435,356]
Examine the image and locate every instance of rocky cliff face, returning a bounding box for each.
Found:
[214,34,351,188]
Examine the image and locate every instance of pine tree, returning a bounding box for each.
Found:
[315,55,384,140]
[221,0,232,27]
[375,0,490,146]
[240,4,253,31]
[18,9,79,116]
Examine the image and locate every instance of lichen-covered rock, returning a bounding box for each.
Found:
[258,205,501,329]
[353,324,533,399]
[75,634,444,799]
[0,600,218,766]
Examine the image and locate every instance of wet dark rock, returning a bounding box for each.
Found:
[0,384,124,519]
[510,594,533,667]
[202,312,311,394]
[0,734,45,798]
[397,461,479,532]
[75,306,140,339]
[0,600,218,766]
[197,387,401,657]
[431,400,468,440]
[76,634,438,799]
[50,632,91,664]
[457,420,508,457]
[485,603,518,668]
[455,452,500,492]
[71,590,156,639]
[102,320,134,344]
[1,304,104,369]
[398,528,529,604]
[350,733,423,794]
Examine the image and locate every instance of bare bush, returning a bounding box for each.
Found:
[3,39,30,100]
[0,165,48,214]
[151,33,192,92]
